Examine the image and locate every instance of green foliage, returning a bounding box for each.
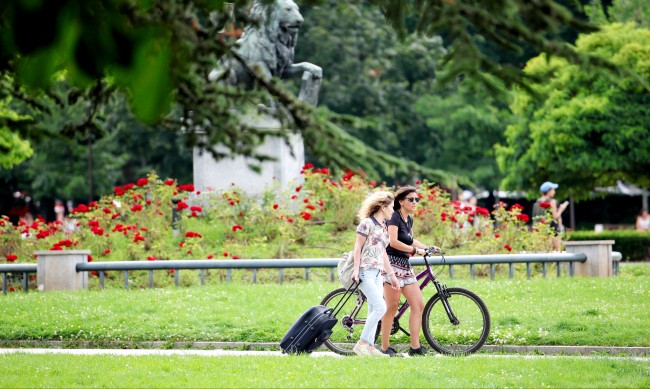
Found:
[0,127,32,169]
[567,230,650,261]
[367,0,616,94]
[0,97,32,168]
[295,3,454,183]
[1,85,192,200]
[413,81,511,190]
[587,0,650,28]
[496,23,650,199]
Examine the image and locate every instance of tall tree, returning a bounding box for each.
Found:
[295,3,448,181]
[414,80,511,190]
[496,23,650,200]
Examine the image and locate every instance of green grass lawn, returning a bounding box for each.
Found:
[0,353,648,388]
[1,264,648,347]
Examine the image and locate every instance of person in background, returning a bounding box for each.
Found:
[636,209,650,232]
[351,191,400,357]
[380,186,439,357]
[54,200,65,223]
[532,181,568,251]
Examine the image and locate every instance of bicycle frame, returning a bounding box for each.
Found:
[354,253,460,337]
[398,254,458,326]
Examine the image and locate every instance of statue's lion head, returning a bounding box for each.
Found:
[250,0,303,45]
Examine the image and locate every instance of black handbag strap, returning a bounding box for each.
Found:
[328,280,360,317]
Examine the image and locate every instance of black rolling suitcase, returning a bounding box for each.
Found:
[280,281,359,354]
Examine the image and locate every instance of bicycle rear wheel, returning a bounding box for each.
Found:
[422,287,490,355]
[320,287,367,355]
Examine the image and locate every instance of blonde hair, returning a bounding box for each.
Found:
[357,190,394,220]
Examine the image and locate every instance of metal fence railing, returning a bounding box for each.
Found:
[1,252,622,294]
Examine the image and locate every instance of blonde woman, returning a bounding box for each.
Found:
[351,190,400,356]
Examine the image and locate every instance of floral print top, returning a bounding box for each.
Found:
[356,217,390,270]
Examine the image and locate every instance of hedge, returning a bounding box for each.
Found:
[566,230,650,261]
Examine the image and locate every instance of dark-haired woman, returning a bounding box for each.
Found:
[380,186,438,357]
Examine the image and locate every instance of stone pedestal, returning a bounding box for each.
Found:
[193,112,304,195]
[564,240,614,277]
[36,250,89,291]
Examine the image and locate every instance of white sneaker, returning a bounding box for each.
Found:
[367,345,389,357]
[353,342,371,356]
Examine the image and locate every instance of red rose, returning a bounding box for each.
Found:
[300,212,312,221]
[103,249,111,255]
[207,254,214,259]
[72,204,89,214]
[273,203,279,210]
[185,231,202,238]
[539,201,551,209]
[516,214,530,223]
[504,244,512,252]
[6,254,17,262]
[231,224,243,232]
[305,204,316,210]
[87,255,93,262]
[190,206,202,213]
[130,204,143,212]
[163,179,175,186]
[136,178,148,186]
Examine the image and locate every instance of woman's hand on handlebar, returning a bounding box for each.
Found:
[424,246,443,255]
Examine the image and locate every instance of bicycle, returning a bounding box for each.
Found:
[320,248,491,355]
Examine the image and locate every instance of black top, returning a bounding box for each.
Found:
[386,211,414,258]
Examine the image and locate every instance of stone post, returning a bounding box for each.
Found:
[563,240,614,277]
[35,250,89,291]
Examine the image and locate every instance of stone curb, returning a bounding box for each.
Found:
[2,341,648,356]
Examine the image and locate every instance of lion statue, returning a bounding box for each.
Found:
[209,0,322,106]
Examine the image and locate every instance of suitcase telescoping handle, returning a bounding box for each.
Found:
[327,280,360,317]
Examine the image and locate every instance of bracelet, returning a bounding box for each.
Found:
[412,246,418,255]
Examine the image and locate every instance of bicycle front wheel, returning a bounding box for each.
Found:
[320,287,368,355]
[422,287,490,355]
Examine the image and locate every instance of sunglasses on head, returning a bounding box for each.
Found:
[405,197,420,203]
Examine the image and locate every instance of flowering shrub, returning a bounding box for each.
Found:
[1,168,556,268]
